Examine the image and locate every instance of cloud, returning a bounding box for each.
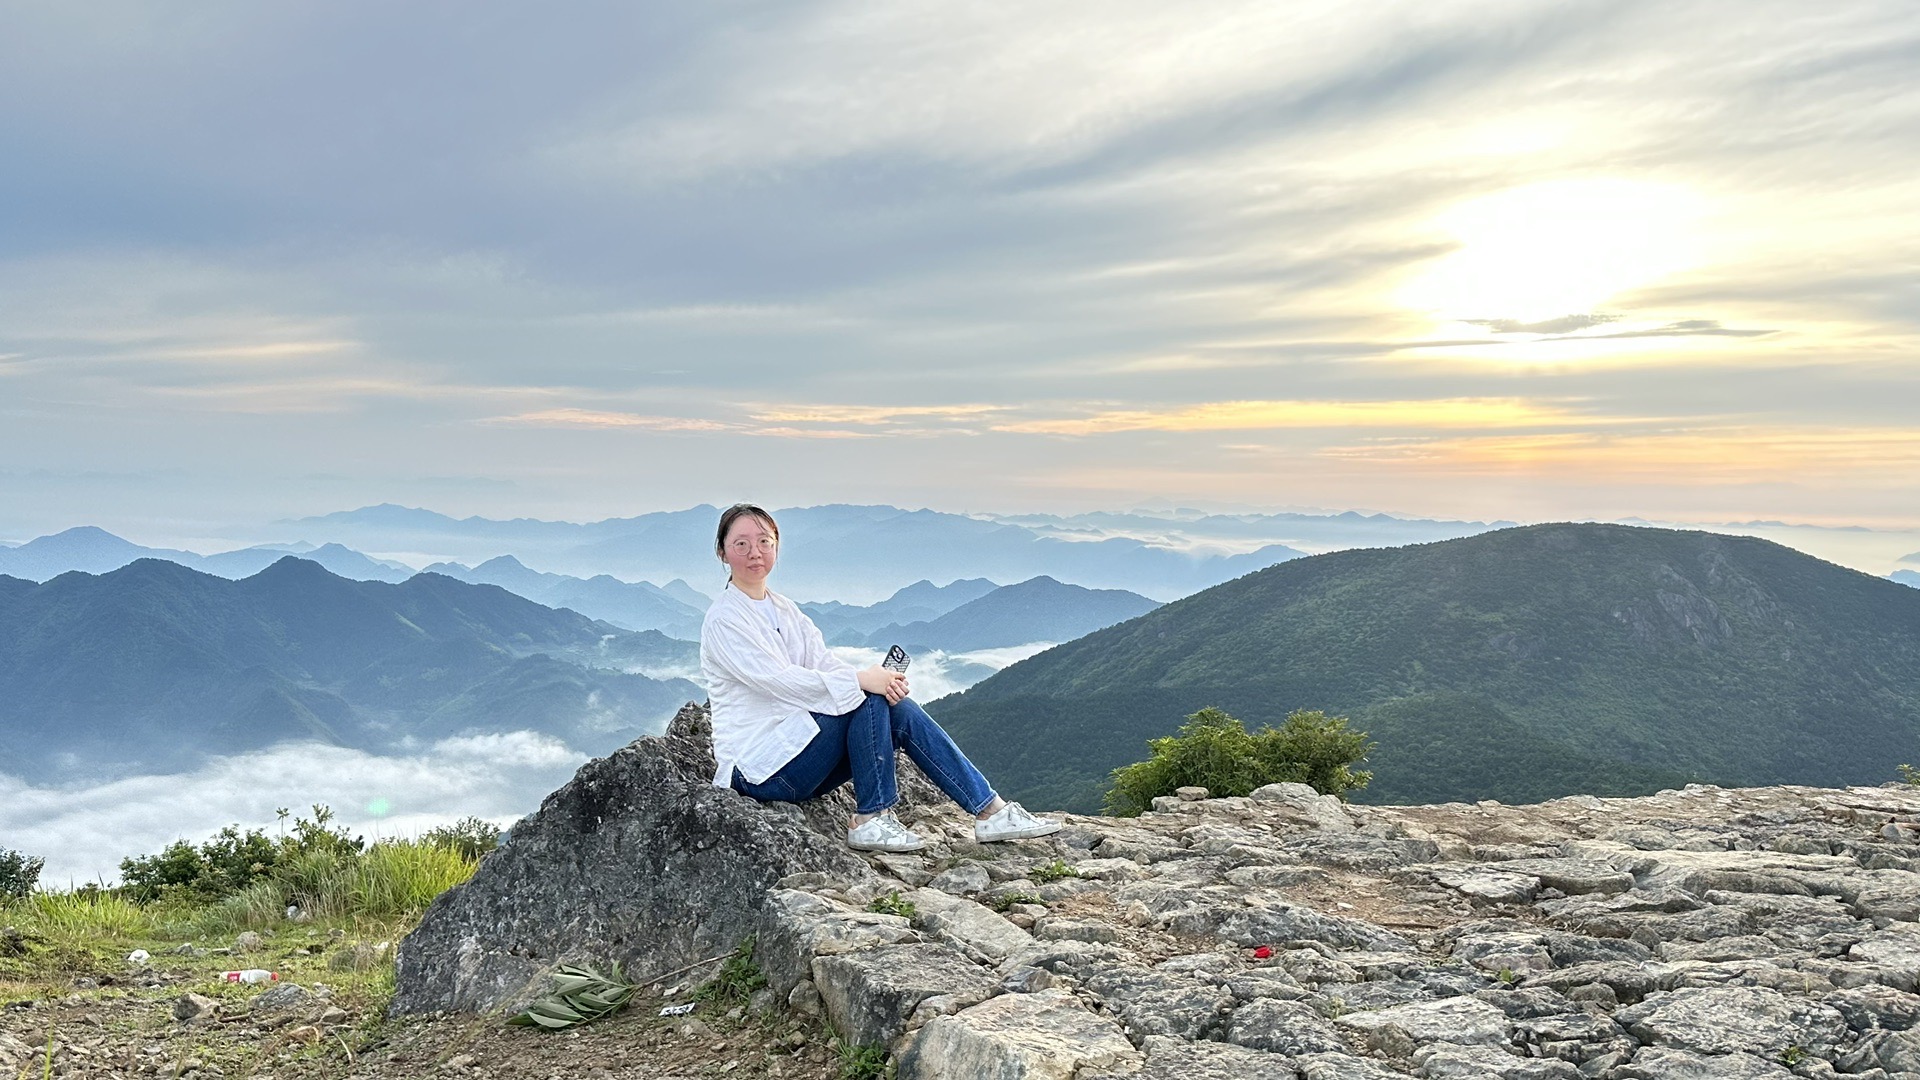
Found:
[992,398,1604,436]
[828,643,1049,703]
[1320,427,1920,482]
[2,1,1918,532]
[0,733,590,886]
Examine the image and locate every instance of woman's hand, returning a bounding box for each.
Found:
[858,665,909,705]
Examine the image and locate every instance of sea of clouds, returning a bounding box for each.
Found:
[0,732,589,886]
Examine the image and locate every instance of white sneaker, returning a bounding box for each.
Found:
[974,801,1061,843]
[848,811,926,853]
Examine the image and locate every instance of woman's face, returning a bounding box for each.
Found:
[720,513,779,591]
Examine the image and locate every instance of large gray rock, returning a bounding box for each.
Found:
[1610,1047,1796,1079]
[812,942,998,1049]
[1083,966,1235,1041]
[908,889,1035,963]
[1223,998,1352,1055]
[1334,995,1513,1057]
[394,705,886,1014]
[1615,986,1848,1058]
[1826,984,1920,1031]
[1126,1035,1300,1079]
[1414,1043,1581,1080]
[757,888,922,998]
[1168,899,1411,952]
[1251,782,1357,833]
[897,989,1142,1080]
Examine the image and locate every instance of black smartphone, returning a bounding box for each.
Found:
[882,645,911,673]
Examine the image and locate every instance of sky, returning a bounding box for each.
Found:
[3,0,1918,543]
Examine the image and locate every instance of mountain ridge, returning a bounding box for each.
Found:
[933,522,1920,810]
[0,557,701,783]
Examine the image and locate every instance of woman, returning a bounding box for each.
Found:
[699,503,1059,853]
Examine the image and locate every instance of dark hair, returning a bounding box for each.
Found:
[715,503,780,561]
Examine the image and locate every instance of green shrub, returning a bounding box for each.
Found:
[837,1040,889,1080]
[0,848,44,903]
[1103,706,1373,816]
[1029,859,1079,885]
[120,805,363,904]
[421,816,501,861]
[866,891,916,919]
[695,936,768,1005]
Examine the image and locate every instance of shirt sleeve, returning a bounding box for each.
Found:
[705,615,865,717]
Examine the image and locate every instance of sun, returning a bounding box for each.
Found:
[1398,178,1705,327]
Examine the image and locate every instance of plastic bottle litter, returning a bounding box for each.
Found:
[223,969,279,984]
[659,1003,696,1016]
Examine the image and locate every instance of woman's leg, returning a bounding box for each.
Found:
[886,696,997,815]
[731,711,855,805]
[732,695,897,815]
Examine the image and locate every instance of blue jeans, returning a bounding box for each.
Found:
[732,693,996,816]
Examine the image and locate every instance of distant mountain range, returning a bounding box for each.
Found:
[801,578,998,643]
[853,576,1160,653]
[283,503,1311,601]
[1895,570,1920,589]
[423,555,710,640]
[934,523,1920,811]
[0,527,414,583]
[0,558,702,783]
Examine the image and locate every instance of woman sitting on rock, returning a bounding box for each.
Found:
[699,502,1060,853]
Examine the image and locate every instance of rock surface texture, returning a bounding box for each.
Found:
[397,706,1920,1080]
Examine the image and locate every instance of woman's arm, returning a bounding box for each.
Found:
[795,605,908,704]
[705,617,866,717]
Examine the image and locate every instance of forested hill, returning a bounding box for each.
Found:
[0,557,701,782]
[933,523,1920,812]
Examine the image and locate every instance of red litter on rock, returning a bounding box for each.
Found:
[1251,946,1272,959]
[222,969,279,984]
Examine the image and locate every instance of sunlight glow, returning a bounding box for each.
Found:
[1399,178,1706,325]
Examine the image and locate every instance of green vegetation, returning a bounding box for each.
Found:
[0,847,44,902]
[421,815,502,860]
[866,891,917,919]
[695,936,769,1005]
[836,1038,891,1080]
[988,891,1045,912]
[1103,706,1372,816]
[1028,859,1081,885]
[121,805,362,904]
[936,523,1920,808]
[508,964,639,1030]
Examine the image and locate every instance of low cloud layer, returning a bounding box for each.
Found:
[0,732,589,886]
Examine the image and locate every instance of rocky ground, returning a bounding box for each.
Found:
[20,712,1920,1079]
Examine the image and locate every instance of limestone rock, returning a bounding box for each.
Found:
[897,989,1143,1080]
[392,704,879,1014]
[811,942,996,1049]
[250,983,319,1015]
[1222,998,1351,1055]
[172,993,217,1023]
[1125,1035,1299,1079]
[1615,986,1848,1057]
[1333,995,1512,1057]
[1610,1047,1797,1079]
[908,889,1034,962]
[1414,1043,1582,1080]
[928,862,991,896]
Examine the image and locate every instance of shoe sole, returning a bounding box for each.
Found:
[848,838,927,853]
[976,822,1062,843]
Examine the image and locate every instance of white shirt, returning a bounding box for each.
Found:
[699,581,865,787]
